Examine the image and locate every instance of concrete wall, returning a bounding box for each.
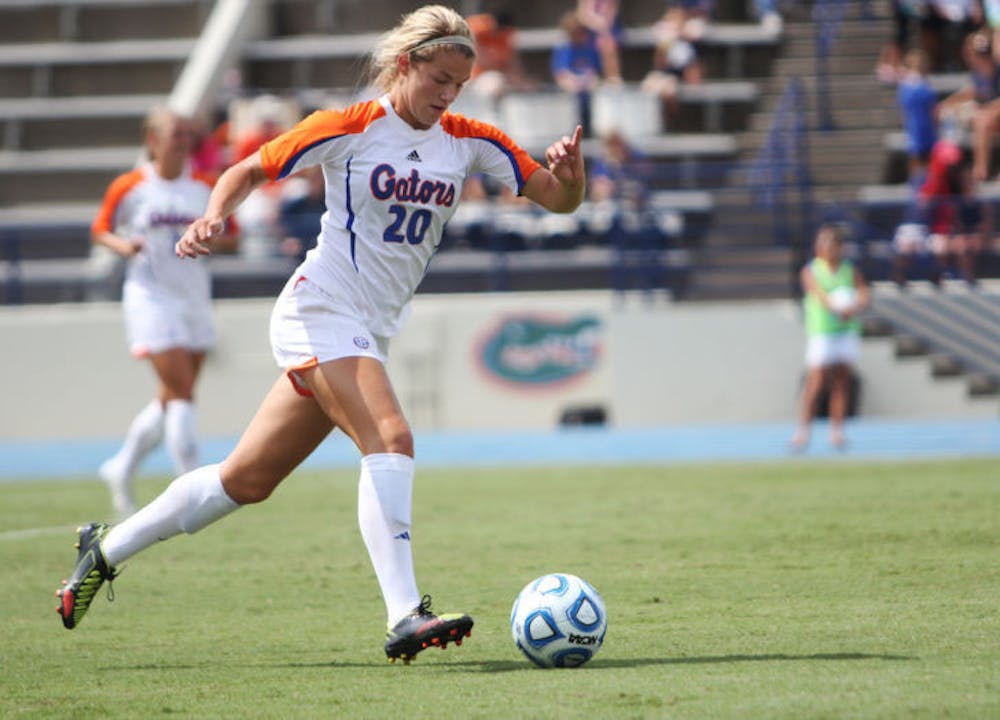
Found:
[0,291,994,442]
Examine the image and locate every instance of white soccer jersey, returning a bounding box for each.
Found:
[259,94,542,337]
[92,162,214,301]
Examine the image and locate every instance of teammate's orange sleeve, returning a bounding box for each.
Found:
[91,169,144,236]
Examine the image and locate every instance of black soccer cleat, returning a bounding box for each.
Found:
[56,522,117,629]
[384,595,473,664]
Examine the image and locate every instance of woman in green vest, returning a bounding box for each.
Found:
[792,224,870,450]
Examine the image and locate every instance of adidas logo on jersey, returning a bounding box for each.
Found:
[406,149,422,162]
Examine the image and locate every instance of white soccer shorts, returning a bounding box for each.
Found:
[805,333,861,368]
[123,285,216,357]
[269,274,389,397]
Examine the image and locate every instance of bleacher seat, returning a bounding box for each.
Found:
[591,86,662,141]
[498,92,579,151]
[448,92,501,128]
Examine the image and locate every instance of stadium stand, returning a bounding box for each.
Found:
[867,280,1000,397]
[0,0,782,303]
[2,0,998,311]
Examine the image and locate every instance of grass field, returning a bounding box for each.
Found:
[2,457,998,719]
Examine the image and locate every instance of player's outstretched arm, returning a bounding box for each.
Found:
[522,125,586,214]
[92,230,144,258]
[176,154,269,258]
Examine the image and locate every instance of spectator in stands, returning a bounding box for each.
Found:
[640,5,706,122]
[552,10,605,135]
[752,0,783,32]
[897,48,939,183]
[465,10,533,98]
[588,131,674,293]
[893,136,986,284]
[877,0,979,80]
[231,94,287,163]
[588,129,652,210]
[89,106,237,518]
[792,223,870,451]
[936,31,1000,181]
[190,108,231,183]
[576,0,623,83]
[983,0,1000,62]
[231,95,299,257]
[55,6,587,666]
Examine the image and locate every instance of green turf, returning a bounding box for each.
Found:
[2,458,998,719]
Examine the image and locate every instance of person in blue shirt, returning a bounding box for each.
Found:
[552,10,603,135]
[897,48,939,183]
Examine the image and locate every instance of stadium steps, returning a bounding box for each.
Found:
[679,244,796,301]
[0,94,163,151]
[867,281,1000,397]
[683,9,903,301]
[0,0,212,44]
[0,147,138,205]
[0,38,195,98]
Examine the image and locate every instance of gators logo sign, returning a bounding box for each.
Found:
[477,314,602,387]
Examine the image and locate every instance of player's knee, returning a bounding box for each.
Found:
[219,462,281,505]
[380,418,414,457]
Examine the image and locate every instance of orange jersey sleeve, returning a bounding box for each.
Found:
[441,113,542,194]
[259,99,387,181]
[91,169,145,236]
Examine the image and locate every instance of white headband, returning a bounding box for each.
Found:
[410,34,475,53]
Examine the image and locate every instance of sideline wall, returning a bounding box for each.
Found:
[0,291,992,441]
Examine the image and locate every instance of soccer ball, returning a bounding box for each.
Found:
[510,573,607,668]
[827,286,857,313]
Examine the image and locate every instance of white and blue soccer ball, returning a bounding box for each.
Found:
[510,573,607,668]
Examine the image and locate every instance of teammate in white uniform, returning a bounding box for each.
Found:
[91,107,235,519]
[57,5,586,664]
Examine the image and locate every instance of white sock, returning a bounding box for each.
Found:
[357,453,421,626]
[101,399,165,518]
[165,399,199,475]
[105,399,165,479]
[101,463,239,566]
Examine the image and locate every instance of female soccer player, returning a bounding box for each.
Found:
[56,5,586,665]
[91,107,236,519]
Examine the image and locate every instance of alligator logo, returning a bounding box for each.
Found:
[478,315,602,386]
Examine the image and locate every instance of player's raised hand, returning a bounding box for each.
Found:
[545,125,584,188]
[176,217,225,258]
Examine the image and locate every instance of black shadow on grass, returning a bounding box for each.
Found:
[468,652,916,673]
[105,652,915,673]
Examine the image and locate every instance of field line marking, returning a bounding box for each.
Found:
[0,524,78,542]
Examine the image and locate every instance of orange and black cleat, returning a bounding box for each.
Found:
[384,595,473,664]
